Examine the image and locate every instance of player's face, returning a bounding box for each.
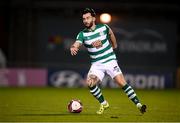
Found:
[82,13,95,28]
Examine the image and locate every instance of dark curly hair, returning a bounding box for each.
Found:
[82,8,96,17]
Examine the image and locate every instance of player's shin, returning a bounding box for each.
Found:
[122,84,141,106]
[88,85,106,104]
[122,83,147,114]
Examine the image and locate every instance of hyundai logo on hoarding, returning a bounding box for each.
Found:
[49,70,85,87]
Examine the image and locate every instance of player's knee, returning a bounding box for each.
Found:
[87,79,94,87]
[114,74,126,87]
[86,74,99,87]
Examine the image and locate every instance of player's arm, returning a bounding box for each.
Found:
[71,31,83,56]
[70,41,82,56]
[109,28,117,49]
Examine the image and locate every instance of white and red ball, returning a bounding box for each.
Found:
[67,99,83,113]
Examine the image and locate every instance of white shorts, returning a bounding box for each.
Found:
[87,60,122,81]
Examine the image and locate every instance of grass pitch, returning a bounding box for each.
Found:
[0,87,180,122]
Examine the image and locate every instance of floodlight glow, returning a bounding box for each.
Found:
[100,13,112,23]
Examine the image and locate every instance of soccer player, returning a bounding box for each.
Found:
[70,8,147,114]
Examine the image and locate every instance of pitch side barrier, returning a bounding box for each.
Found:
[0,67,175,89]
[0,68,47,87]
[48,67,175,89]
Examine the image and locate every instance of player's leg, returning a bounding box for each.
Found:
[87,74,105,104]
[106,60,146,114]
[87,66,109,114]
[113,74,146,114]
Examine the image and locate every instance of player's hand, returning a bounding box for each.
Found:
[92,40,102,49]
[70,45,79,56]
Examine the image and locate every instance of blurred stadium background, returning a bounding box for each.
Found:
[0,0,179,89]
[0,0,180,122]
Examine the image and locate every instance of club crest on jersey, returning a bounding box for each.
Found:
[99,31,104,36]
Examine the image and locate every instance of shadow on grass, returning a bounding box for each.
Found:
[21,113,73,116]
[16,113,143,117]
[17,113,97,116]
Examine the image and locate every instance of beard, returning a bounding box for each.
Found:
[84,21,93,29]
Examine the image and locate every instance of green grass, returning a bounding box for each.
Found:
[0,87,180,122]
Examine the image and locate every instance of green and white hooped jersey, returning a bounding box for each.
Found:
[76,24,117,64]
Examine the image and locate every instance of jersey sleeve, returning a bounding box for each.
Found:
[76,31,84,43]
[104,24,110,34]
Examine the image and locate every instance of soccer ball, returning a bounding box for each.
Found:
[67,99,83,113]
